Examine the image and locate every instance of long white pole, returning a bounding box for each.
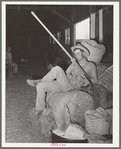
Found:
[31,11,91,82]
[31,11,73,60]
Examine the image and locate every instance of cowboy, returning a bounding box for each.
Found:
[6,47,18,74]
[27,44,98,120]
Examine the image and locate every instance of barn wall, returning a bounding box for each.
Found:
[7,5,113,64]
[8,34,49,64]
[51,5,113,63]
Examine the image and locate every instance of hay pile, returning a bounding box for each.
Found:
[30,107,56,142]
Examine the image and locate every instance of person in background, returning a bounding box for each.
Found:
[6,47,18,74]
[26,43,98,120]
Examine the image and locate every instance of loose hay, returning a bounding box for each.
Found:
[30,107,56,142]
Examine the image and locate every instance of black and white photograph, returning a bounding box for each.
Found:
[2,1,119,147]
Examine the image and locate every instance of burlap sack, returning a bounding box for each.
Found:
[106,108,113,135]
[47,91,94,131]
[80,40,106,63]
[85,107,111,135]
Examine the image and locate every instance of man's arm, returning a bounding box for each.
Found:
[66,64,73,79]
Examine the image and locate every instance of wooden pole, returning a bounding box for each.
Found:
[31,11,73,59]
[31,11,92,83]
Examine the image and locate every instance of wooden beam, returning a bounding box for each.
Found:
[48,8,72,25]
[7,5,64,11]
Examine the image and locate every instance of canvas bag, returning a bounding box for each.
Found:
[80,40,106,63]
[85,107,111,135]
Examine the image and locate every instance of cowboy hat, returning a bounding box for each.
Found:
[71,44,90,58]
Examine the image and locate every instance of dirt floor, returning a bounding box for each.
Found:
[6,64,48,143]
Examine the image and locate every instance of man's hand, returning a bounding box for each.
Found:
[70,58,76,64]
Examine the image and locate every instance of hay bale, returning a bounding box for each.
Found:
[30,107,56,143]
[47,91,94,131]
[30,88,112,142]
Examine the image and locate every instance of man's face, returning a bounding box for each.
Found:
[74,49,84,61]
[7,48,11,52]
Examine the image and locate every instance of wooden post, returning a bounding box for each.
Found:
[70,6,77,46]
[70,25,75,46]
[90,13,96,39]
[99,9,103,43]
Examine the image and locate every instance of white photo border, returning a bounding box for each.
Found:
[2,1,119,148]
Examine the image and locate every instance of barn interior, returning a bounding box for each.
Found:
[6,4,113,144]
[6,5,113,65]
